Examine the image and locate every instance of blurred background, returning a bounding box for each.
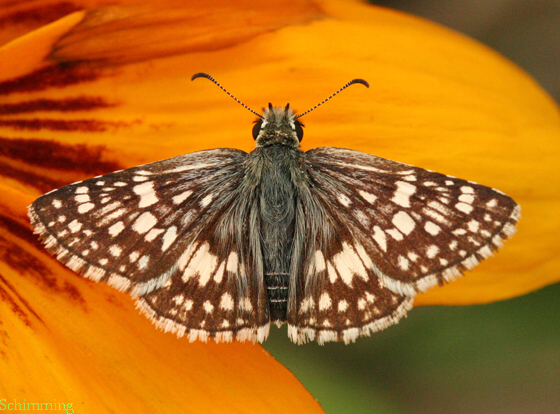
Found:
[263,1,560,413]
[371,0,560,104]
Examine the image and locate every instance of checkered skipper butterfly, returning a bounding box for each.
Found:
[28,73,520,344]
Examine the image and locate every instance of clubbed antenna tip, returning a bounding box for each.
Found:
[350,79,369,88]
[191,73,211,82]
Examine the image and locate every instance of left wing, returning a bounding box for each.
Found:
[29,149,270,342]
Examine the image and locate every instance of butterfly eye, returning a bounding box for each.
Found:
[295,120,304,141]
[252,119,263,140]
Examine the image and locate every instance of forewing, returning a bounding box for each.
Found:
[29,148,269,342]
[288,147,520,344]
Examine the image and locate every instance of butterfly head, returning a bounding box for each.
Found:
[253,103,304,148]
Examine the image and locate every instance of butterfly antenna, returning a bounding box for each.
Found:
[192,73,263,119]
[295,78,369,120]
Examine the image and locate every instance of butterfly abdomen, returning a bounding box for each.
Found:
[265,273,290,323]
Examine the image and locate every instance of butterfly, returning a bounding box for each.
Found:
[28,73,520,345]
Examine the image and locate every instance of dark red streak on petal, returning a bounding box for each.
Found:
[0,161,71,193]
[0,218,48,326]
[0,137,122,175]
[0,65,100,96]
[0,218,50,282]
[0,118,129,132]
[0,97,113,115]
[0,137,123,192]
[0,272,35,327]
[0,215,86,310]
